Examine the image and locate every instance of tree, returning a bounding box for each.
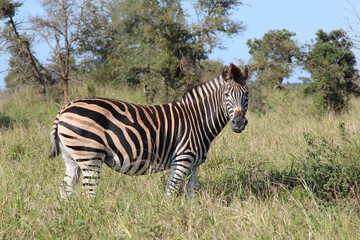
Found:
[246,29,300,88]
[198,60,223,82]
[0,0,46,95]
[78,0,246,101]
[304,30,359,114]
[32,0,90,102]
[76,0,113,68]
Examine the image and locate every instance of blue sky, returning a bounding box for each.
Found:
[1,0,360,89]
[209,0,360,82]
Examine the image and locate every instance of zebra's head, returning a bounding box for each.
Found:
[222,63,250,133]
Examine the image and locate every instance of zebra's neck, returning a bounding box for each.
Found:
[180,76,229,142]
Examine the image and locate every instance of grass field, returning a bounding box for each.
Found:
[1,84,360,239]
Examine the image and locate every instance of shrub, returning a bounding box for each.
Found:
[0,112,12,128]
[294,132,360,201]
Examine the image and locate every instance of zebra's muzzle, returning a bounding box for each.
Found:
[230,113,247,133]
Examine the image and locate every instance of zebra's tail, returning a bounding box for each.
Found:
[49,111,61,158]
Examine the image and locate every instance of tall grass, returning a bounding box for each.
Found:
[1,85,360,239]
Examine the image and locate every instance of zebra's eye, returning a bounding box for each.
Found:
[225,92,230,98]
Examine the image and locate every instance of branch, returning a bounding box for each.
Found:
[0,40,9,51]
[343,0,360,50]
[37,20,64,36]
[18,62,31,83]
[68,0,90,46]
[341,29,360,50]
[346,0,360,22]
[8,14,46,95]
[0,67,12,74]
[37,30,57,53]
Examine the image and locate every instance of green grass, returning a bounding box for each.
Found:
[1,85,360,239]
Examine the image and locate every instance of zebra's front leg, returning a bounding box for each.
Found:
[166,162,191,195]
[186,168,197,198]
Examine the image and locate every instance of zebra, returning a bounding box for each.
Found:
[49,63,249,198]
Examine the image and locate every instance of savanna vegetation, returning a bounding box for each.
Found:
[1,0,360,239]
[1,84,360,239]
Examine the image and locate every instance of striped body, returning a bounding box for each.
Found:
[50,63,249,198]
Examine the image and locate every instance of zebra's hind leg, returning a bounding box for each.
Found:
[76,157,104,198]
[60,145,81,199]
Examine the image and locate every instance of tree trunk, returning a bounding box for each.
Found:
[63,78,69,103]
[9,15,46,96]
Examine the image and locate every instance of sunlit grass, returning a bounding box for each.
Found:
[1,86,360,239]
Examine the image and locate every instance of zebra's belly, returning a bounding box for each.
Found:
[105,151,170,176]
[123,159,169,175]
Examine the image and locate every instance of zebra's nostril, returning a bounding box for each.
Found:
[231,118,247,127]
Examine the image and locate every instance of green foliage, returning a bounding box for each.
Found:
[0,111,12,128]
[78,0,245,101]
[304,30,359,114]
[295,132,360,201]
[247,29,300,87]
[194,0,245,39]
[77,0,113,67]
[198,60,223,82]
[0,1,22,19]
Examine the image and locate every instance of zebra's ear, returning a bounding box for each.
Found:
[240,64,250,84]
[222,64,231,81]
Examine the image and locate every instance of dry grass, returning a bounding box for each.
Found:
[1,85,360,239]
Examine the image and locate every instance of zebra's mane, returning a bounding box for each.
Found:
[181,76,221,101]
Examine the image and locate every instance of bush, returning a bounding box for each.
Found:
[293,132,360,201]
[0,112,13,128]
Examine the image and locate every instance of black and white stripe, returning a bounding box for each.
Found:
[49,63,250,198]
